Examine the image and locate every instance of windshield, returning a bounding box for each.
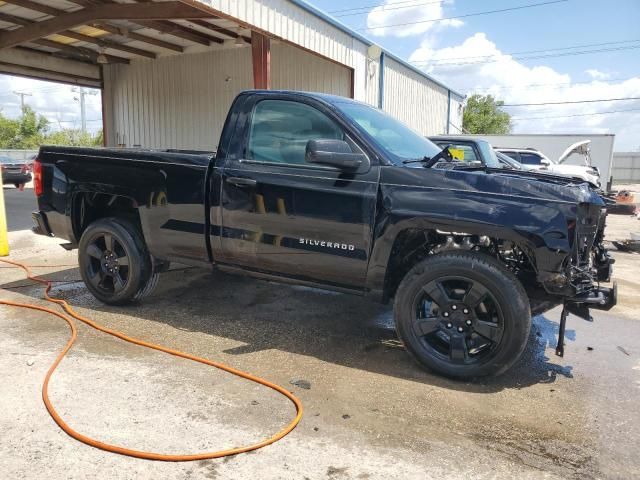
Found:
[476,140,501,168]
[336,102,442,164]
[495,151,522,170]
[0,156,16,164]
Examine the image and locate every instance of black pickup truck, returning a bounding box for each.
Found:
[31,90,616,379]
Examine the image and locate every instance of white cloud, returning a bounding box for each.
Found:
[0,75,102,133]
[585,69,611,80]
[367,0,463,38]
[409,33,640,150]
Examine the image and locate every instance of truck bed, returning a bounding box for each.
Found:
[36,145,216,266]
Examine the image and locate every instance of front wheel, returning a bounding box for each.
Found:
[78,217,159,305]
[394,252,531,379]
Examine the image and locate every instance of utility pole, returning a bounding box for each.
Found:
[72,87,98,134]
[13,91,32,112]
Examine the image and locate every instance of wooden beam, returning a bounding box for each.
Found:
[63,0,221,48]
[0,11,154,59]
[131,0,250,44]
[190,19,252,44]
[34,39,130,64]
[251,31,270,90]
[0,12,130,63]
[135,19,223,46]
[91,22,184,53]
[0,46,102,86]
[58,31,157,59]
[0,2,212,50]
[3,0,62,17]
[4,0,186,53]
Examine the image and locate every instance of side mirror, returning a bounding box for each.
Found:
[540,158,551,166]
[305,139,366,170]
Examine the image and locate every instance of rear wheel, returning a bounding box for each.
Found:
[394,252,531,379]
[78,218,159,305]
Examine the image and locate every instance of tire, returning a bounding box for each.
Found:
[394,252,531,379]
[78,217,160,305]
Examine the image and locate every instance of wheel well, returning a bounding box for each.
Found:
[383,229,537,302]
[72,192,141,242]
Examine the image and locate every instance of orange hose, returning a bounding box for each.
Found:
[0,258,303,461]
[0,264,79,268]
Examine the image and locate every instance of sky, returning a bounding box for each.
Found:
[1,0,639,148]
[0,78,102,134]
[312,0,640,150]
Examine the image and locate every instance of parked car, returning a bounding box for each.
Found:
[31,91,616,379]
[428,136,585,179]
[0,155,32,188]
[429,135,527,171]
[496,143,601,188]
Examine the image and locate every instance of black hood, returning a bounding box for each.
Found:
[384,165,604,206]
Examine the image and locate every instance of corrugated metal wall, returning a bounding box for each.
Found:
[612,152,640,183]
[203,0,356,69]
[103,47,253,150]
[382,57,449,136]
[271,41,351,96]
[200,0,383,106]
[103,42,353,150]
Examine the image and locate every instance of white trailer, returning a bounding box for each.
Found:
[452,134,616,191]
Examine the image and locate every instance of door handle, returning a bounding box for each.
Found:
[226,177,257,187]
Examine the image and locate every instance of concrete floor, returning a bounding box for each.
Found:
[1,187,639,479]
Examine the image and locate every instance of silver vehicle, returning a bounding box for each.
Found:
[496,142,600,188]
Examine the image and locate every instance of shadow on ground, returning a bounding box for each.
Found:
[1,265,575,393]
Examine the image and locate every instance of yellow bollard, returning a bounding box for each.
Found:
[0,172,9,256]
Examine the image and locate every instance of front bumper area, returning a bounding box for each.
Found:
[32,211,53,237]
[566,282,617,317]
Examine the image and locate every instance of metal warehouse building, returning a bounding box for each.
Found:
[0,0,464,151]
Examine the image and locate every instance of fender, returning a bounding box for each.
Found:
[365,166,603,295]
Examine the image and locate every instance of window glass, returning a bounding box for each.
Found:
[336,102,441,164]
[519,153,544,165]
[434,143,478,162]
[248,100,345,165]
[501,151,519,161]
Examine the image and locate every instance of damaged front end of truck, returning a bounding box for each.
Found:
[536,198,617,356]
[376,165,617,358]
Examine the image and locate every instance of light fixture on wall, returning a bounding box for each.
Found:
[234,28,246,47]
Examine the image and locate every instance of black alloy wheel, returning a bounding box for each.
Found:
[84,232,131,296]
[394,252,531,379]
[79,217,159,305]
[413,276,504,365]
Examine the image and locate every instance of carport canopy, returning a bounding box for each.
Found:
[0,0,271,88]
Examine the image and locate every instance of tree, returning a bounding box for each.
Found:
[44,129,103,147]
[0,107,102,148]
[462,94,512,134]
[0,106,49,149]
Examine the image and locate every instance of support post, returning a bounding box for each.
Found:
[378,51,385,109]
[251,31,270,90]
[446,90,451,134]
[0,173,8,256]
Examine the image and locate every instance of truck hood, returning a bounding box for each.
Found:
[384,165,604,206]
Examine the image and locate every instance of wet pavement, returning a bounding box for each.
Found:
[1,200,639,479]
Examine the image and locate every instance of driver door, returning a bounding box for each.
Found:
[218,97,379,289]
